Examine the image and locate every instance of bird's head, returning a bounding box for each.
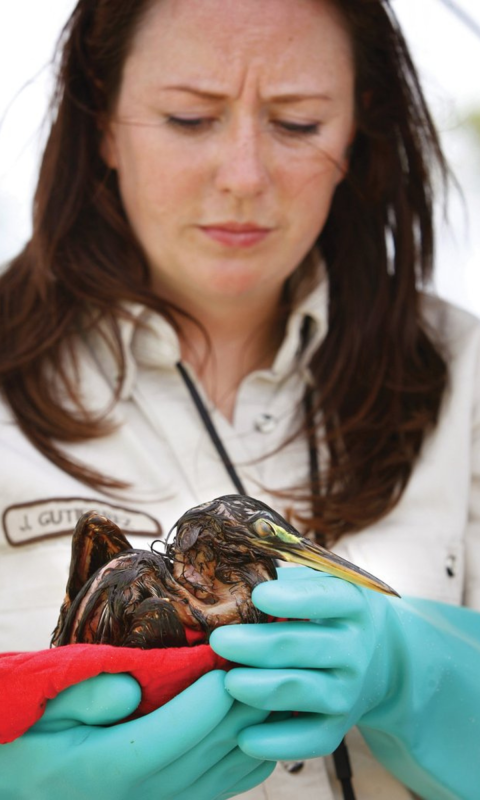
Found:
[172,495,399,597]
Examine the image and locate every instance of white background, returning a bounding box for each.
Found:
[1,0,479,315]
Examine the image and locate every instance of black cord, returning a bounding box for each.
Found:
[304,385,356,800]
[303,383,323,541]
[176,360,356,800]
[333,740,356,800]
[176,361,247,496]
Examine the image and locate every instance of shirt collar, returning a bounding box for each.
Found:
[86,252,329,399]
[271,256,328,377]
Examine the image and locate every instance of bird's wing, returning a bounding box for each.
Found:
[51,512,133,647]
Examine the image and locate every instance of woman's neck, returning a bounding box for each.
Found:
[176,297,286,422]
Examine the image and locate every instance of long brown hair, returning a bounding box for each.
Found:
[0,0,448,542]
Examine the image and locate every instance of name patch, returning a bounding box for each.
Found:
[3,497,162,546]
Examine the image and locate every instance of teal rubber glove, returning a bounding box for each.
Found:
[0,670,275,800]
[210,567,480,800]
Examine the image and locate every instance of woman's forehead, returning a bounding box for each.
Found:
[122,0,355,99]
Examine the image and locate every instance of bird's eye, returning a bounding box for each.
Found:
[253,519,275,538]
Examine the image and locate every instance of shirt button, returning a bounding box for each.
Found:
[446,554,456,578]
[254,413,277,433]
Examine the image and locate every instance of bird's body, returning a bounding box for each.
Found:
[51,495,397,650]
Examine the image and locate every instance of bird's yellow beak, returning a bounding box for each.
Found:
[253,519,399,597]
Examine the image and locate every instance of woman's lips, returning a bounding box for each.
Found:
[200,224,272,248]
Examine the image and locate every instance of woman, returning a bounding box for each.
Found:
[0,0,479,798]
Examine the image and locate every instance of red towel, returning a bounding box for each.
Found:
[0,640,231,744]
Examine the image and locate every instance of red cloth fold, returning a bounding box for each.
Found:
[0,643,231,744]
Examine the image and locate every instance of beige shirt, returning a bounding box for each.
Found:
[1,282,479,799]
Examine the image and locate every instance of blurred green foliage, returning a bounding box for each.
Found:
[466,109,480,146]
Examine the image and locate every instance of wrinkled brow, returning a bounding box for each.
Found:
[161,84,334,103]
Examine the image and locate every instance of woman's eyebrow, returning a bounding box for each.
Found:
[266,92,334,103]
[162,85,228,100]
[161,85,334,103]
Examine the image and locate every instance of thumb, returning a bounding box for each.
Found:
[36,673,142,732]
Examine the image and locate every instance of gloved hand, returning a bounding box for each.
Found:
[210,567,480,800]
[0,669,275,800]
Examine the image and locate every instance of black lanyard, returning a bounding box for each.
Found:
[176,360,356,800]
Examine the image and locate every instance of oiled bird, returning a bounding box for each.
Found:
[51,495,398,650]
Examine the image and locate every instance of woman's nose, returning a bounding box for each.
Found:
[213,120,270,198]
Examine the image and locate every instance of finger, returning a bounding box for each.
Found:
[210,620,366,669]
[154,700,271,793]
[238,713,348,761]
[213,757,277,800]
[275,566,320,581]
[225,667,359,715]
[103,670,234,777]
[170,748,275,800]
[37,674,142,731]
[252,575,365,620]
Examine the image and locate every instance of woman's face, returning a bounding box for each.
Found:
[103,0,356,315]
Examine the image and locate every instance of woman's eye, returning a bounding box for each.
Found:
[166,116,213,132]
[165,116,320,137]
[276,121,320,136]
